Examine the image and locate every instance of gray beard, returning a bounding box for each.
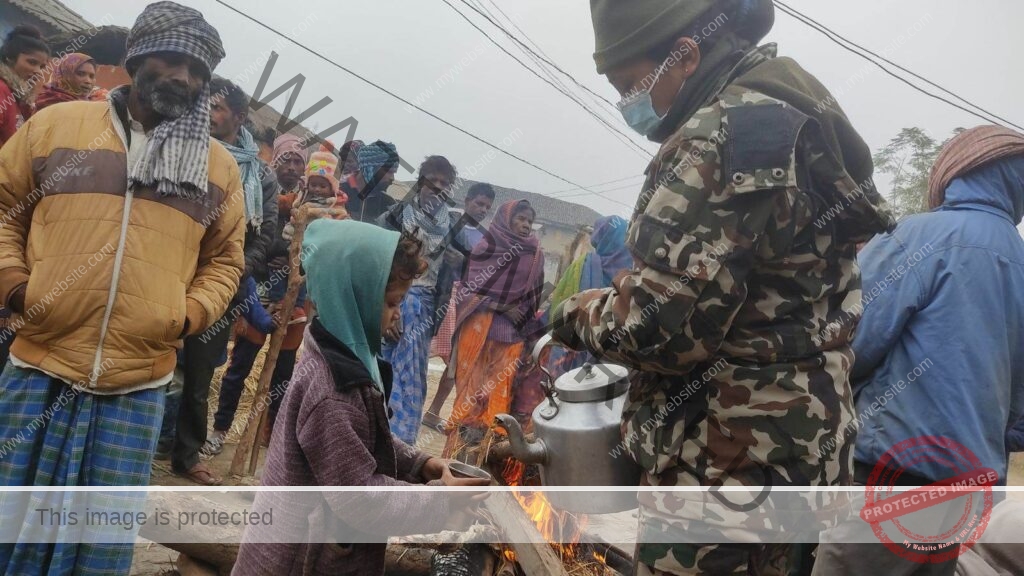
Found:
[149,91,190,119]
[134,72,193,120]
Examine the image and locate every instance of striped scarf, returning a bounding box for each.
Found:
[111,82,213,202]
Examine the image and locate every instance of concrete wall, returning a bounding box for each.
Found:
[536,224,579,286]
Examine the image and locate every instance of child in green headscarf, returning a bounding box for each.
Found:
[234,219,488,576]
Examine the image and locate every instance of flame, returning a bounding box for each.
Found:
[502,460,589,560]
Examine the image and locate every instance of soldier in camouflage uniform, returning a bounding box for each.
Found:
[550,0,895,574]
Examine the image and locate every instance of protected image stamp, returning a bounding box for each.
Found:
[860,435,996,563]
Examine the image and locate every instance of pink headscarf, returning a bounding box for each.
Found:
[462,200,544,310]
[272,134,309,166]
[50,53,95,96]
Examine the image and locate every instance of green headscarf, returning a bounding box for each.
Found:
[302,219,400,389]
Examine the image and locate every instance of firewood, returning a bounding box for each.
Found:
[483,491,570,576]
[495,554,518,576]
[385,544,436,576]
[138,492,245,574]
[176,553,219,576]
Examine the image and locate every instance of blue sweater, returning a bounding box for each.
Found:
[852,158,1024,484]
[239,275,276,335]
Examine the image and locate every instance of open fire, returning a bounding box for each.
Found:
[501,459,589,561]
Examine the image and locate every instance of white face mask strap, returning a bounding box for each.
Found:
[618,55,676,109]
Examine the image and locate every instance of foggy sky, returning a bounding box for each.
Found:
[62,0,1024,218]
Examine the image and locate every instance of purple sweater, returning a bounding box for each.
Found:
[233,322,450,575]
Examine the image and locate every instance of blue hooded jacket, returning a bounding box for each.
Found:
[852,157,1024,484]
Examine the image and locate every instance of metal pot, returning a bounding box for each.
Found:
[496,335,640,513]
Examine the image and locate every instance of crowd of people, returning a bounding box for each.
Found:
[0,0,1021,575]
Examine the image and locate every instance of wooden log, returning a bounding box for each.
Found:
[139,492,246,574]
[176,553,220,576]
[483,491,570,576]
[495,555,517,576]
[230,204,348,477]
[384,544,435,576]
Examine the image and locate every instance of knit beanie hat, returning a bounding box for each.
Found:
[590,0,774,74]
[306,144,339,193]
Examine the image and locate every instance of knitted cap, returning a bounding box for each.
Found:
[590,0,774,74]
[306,144,339,193]
[591,0,715,74]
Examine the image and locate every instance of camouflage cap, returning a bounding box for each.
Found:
[590,0,716,74]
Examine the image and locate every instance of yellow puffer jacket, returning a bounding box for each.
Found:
[0,99,245,393]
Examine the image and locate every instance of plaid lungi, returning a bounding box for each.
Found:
[0,363,164,576]
[429,284,459,363]
[383,286,436,445]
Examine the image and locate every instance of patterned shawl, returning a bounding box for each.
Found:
[460,200,543,316]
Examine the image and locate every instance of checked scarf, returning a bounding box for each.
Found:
[221,126,264,229]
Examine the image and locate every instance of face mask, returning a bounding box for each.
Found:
[617,58,684,137]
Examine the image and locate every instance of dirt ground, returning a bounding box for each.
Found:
[131,343,1024,574]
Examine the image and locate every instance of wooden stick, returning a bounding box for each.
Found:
[483,491,570,576]
[229,204,348,477]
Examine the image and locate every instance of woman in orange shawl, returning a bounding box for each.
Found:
[443,200,545,460]
[35,52,106,111]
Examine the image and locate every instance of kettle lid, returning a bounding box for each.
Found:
[554,363,630,402]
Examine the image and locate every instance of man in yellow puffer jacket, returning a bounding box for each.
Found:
[0,3,243,573]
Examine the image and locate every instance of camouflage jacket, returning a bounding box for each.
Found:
[552,67,893,530]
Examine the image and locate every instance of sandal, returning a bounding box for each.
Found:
[176,462,223,486]
[420,413,447,434]
[201,430,228,456]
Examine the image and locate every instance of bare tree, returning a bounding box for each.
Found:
[873,127,964,218]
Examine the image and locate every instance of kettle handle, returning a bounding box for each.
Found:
[531,333,558,405]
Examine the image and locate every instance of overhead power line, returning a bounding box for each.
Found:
[457,0,622,116]
[440,0,652,160]
[546,174,646,196]
[210,0,605,198]
[478,0,618,117]
[471,0,573,97]
[553,180,652,201]
[773,1,1023,132]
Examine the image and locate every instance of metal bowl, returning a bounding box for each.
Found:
[448,462,492,482]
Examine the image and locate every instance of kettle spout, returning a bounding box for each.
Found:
[494,414,547,465]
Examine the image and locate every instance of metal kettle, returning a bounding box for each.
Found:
[496,335,641,514]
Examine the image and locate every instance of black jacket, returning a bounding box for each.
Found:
[344,178,397,224]
[245,161,281,279]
